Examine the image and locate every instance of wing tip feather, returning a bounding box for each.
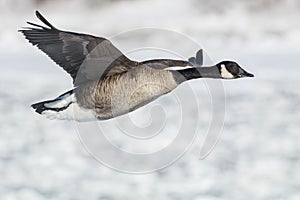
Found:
[35,10,58,30]
[19,10,58,32]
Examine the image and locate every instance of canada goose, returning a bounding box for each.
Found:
[20,11,254,121]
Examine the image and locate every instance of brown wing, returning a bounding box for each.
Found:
[140,59,191,69]
[19,11,137,86]
[141,49,205,69]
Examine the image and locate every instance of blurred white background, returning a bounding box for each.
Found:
[0,0,300,199]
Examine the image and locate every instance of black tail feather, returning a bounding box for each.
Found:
[31,90,74,115]
[32,99,57,114]
[32,101,50,114]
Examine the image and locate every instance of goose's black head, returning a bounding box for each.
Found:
[216,61,254,79]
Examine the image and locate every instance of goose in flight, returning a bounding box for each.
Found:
[20,11,254,121]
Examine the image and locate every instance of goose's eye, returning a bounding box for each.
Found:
[227,64,239,75]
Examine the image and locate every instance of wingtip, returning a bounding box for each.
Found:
[18,26,30,33]
[35,10,41,17]
[195,49,203,65]
[35,10,44,22]
[34,10,57,30]
[196,49,203,58]
[188,57,196,64]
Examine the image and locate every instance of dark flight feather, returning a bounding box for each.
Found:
[19,11,135,86]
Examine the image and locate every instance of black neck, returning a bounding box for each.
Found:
[172,66,221,83]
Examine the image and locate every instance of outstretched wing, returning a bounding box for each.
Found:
[19,11,137,85]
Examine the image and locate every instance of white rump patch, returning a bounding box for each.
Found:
[44,92,73,108]
[42,93,96,122]
[220,64,234,79]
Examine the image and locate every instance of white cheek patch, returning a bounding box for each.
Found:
[164,66,194,71]
[220,64,234,79]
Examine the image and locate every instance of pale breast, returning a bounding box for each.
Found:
[75,66,178,120]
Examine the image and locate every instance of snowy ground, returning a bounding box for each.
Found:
[0,0,300,199]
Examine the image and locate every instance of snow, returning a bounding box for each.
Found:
[1,0,300,199]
